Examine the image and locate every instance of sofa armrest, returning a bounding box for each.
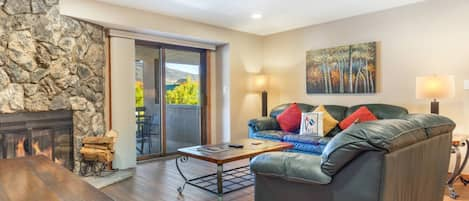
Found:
[250,152,331,185]
[248,117,280,133]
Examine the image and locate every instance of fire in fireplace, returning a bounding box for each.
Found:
[0,111,74,170]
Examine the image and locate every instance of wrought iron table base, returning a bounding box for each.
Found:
[176,156,254,201]
[448,139,469,199]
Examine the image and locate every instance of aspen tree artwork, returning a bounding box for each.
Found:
[306,42,377,94]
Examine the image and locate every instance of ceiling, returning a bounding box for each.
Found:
[95,0,424,35]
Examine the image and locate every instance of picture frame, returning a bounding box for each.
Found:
[306,41,377,94]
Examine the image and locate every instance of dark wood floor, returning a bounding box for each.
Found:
[102,157,253,201]
[102,157,468,201]
[444,183,469,201]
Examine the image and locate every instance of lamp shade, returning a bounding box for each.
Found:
[416,75,455,99]
[251,74,268,92]
[464,80,469,90]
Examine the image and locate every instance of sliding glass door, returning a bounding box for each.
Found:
[164,49,204,153]
[135,44,162,158]
[135,41,206,159]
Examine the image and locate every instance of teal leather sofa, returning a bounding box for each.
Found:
[248,103,409,154]
[249,104,456,201]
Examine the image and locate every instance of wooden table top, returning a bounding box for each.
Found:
[0,156,113,201]
[177,139,293,165]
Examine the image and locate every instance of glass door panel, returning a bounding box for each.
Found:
[135,44,162,158]
[164,49,202,153]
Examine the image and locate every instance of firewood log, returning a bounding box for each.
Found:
[83,143,114,152]
[84,144,109,150]
[82,137,113,144]
[80,147,113,162]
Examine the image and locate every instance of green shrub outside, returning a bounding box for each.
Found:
[135,77,199,107]
[135,81,144,107]
[166,77,199,105]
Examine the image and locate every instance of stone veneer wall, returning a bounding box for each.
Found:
[0,0,106,172]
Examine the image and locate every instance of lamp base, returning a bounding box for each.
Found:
[431,100,439,114]
[262,91,268,117]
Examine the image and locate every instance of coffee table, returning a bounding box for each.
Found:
[176,139,293,200]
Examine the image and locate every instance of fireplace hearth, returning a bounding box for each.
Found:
[0,111,74,170]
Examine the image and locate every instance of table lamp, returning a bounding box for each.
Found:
[465,80,469,90]
[416,75,455,114]
[253,74,268,116]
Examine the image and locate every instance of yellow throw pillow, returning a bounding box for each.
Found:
[313,105,339,136]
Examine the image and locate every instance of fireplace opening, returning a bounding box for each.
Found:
[0,111,74,170]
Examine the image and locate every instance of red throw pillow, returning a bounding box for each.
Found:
[339,106,378,130]
[276,103,302,132]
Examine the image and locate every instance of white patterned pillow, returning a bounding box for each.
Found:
[300,112,324,136]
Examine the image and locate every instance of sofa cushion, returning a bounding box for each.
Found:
[322,105,348,121]
[270,103,315,119]
[339,106,377,129]
[313,105,339,135]
[404,114,456,138]
[252,130,294,141]
[289,145,327,155]
[283,134,331,145]
[283,135,331,154]
[347,104,408,120]
[277,103,302,132]
[251,152,332,184]
[321,119,427,176]
[248,117,280,133]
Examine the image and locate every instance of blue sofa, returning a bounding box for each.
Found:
[248,103,409,154]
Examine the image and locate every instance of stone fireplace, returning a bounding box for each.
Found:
[0,1,106,172]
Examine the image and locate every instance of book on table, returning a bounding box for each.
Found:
[196,145,231,153]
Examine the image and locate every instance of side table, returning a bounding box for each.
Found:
[448,136,469,199]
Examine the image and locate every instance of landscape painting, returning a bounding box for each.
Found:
[306,42,377,94]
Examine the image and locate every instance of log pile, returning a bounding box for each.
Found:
[80,136,114,163]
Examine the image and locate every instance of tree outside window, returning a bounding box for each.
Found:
[166,77,199,105]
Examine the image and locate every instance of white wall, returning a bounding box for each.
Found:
[262,0,469,172]
[109,37,137,169]
[61,0,264,143]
